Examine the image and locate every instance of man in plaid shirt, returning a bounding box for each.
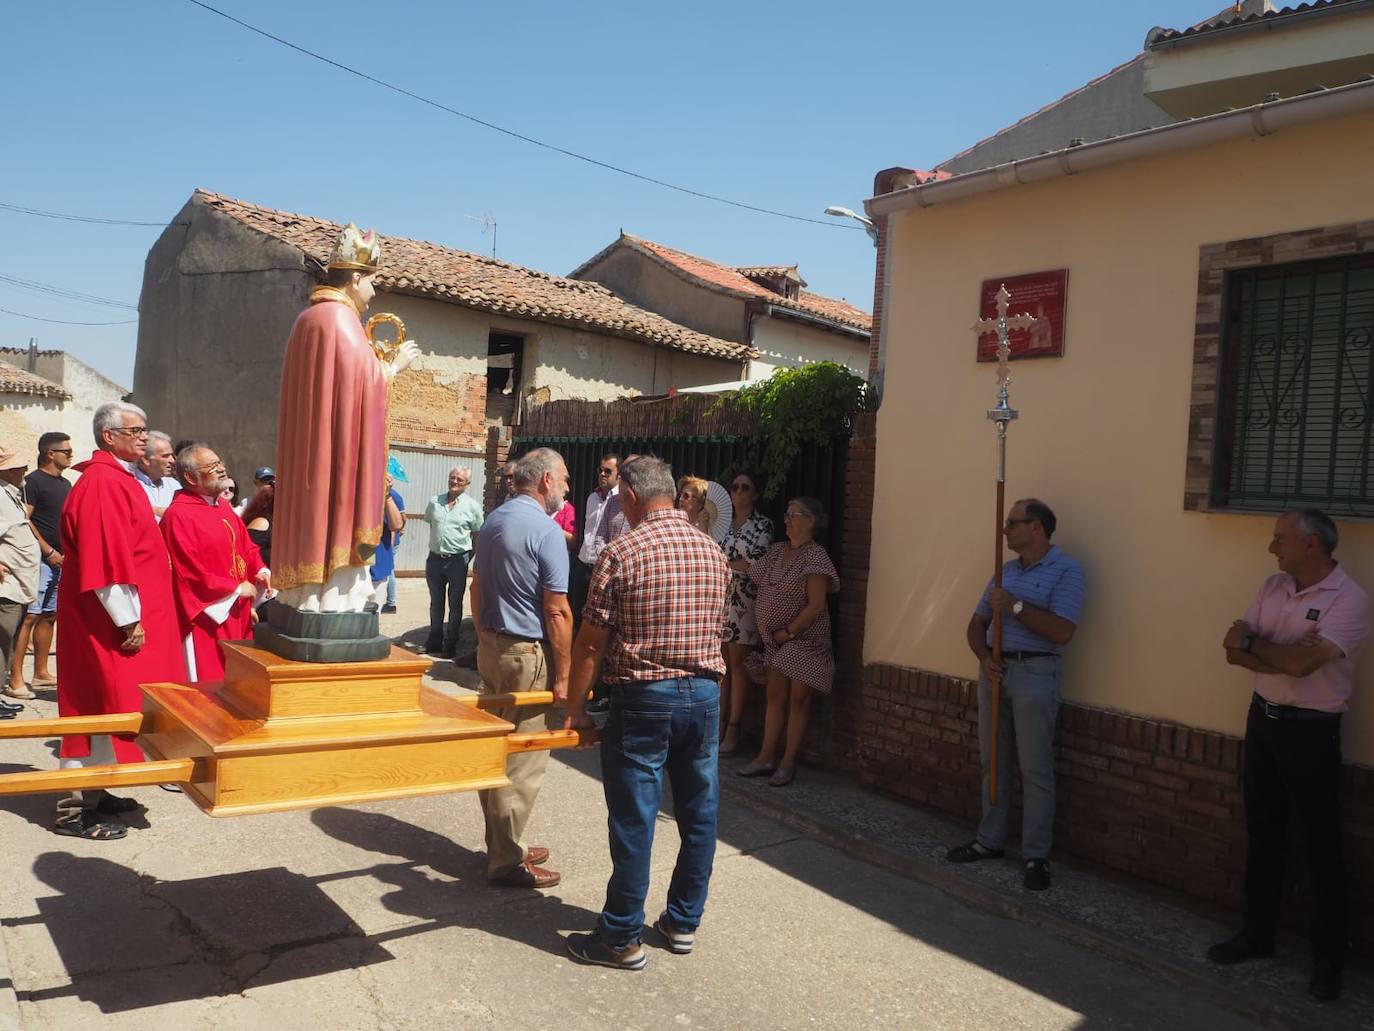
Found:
[564,456,729,971]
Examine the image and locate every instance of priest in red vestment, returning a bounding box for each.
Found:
[272,223,418,613]
[161,444,270,681]
[54,401,184,839]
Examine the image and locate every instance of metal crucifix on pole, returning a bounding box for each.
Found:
[972,285,1039,806]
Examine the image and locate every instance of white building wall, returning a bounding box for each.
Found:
[748,315,869,380]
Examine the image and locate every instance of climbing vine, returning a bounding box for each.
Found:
[713,362,873,498]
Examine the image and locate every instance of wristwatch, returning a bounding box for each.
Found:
[1241,634,1254,652]
[1011,600,1024,616]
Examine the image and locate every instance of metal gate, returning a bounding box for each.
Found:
[390,447,486,574]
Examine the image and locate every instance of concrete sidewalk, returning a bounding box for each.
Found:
[720,759,1374,1030]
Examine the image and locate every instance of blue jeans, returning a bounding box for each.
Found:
[425,550,469,652]
[385,572,397,608]
[976,655,1061,859]
[599,677,720,946]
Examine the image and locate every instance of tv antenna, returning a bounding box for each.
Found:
[465,212,497,258]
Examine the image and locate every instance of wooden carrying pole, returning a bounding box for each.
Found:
[973,286,1038,807]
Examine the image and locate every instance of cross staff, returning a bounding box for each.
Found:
[972,285,1039,806]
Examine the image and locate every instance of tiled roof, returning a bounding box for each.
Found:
[1149,0,1364,44]
[0,362,69,400]
[579,234,871,335]
[736,265,807,288]
[192,191,754,362]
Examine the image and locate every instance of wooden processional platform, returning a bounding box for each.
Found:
[0,643,578,816]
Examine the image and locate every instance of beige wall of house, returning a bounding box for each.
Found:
[749,316,869,380]
[576,247,747,344]
[523,324,738,401]
[0,394,65,467]
[867,108,1374,760]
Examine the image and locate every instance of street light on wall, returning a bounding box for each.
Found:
[824,205,877,246]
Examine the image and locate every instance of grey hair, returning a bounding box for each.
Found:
[1289,508,1339,555]
[146,430,172,450]
[619,455,675,502]
[513,447,563,490]
[92,401,147,444]
[175,442,211,481]
[788,495,828,533]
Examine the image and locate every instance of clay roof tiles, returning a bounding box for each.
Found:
[580,234,872,335]
[0,362,70,400]
[1149,0,1364,44]
[193,191,755,362]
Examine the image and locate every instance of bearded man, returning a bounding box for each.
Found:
[161,444,270,681]
[54,402,183,840]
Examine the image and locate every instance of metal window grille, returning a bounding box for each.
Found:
[1212,254,1374,517]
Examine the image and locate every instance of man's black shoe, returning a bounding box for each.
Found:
[1309,958,1342,1002]
[1024,858,1051,891]
[380,604,397,614]
[1206,931,1274,966]
[0,708,16,720]
[0,698,24,714]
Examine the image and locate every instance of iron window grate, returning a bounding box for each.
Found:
[1212,254,1374,517]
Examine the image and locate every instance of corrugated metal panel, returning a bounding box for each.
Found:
[391,448,486,573]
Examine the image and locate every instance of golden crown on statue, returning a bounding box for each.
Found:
[327,223,382,272]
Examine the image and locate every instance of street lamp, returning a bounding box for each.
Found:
[824,205,877,246]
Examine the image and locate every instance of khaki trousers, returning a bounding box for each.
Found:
[476,630,552,877]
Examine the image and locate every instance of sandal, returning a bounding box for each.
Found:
[95,794,145,815]
[736,761,777,778]
[54,812,128,840]
[3,686,37,700]
[719,723,740,757]
[768,767,795,788]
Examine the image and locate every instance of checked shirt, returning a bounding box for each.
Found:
[585,507,729,684]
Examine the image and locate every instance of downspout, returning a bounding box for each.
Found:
[744,301,761,381]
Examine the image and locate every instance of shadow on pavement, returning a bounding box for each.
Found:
[6,808,596,1015]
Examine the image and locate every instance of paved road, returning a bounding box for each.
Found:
[0,733,1260,1030]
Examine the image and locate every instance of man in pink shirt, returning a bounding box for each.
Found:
[1208,509,1369,1003]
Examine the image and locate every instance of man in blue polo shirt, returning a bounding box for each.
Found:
[466,447,573,889]
[946,497,1085,892]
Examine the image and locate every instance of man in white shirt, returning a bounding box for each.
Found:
[0,446,40,716]
[134,430,180,522]
[570,454,619,626]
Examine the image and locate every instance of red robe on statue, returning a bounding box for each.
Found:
[161,491,267,681]
[271,294,388,593]
[56,450,184,762]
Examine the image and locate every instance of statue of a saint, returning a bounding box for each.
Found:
[270,224,419,613]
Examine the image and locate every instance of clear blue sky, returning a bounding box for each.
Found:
[2,0,1212,387]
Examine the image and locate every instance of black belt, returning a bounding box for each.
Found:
[1003,650,1057,661]
[1251,693,1340,722]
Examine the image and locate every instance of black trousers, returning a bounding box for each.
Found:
[425,550,470,653]
[1241,702,1347,961]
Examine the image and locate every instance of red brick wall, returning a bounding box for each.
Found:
[390,370,487,453]
[854,660,1374,953]
[483,425,511,516]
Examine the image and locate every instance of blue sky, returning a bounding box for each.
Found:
[2,0,1212,387]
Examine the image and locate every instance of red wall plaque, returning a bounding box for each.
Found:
[976,269,1068,362]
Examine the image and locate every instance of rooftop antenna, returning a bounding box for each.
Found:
[465,212,497,259]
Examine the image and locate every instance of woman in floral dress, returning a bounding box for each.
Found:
[737,496,838,786]
[719,471,772,755]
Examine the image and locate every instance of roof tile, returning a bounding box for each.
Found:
[0,362,70,400]
[193,191,754,362]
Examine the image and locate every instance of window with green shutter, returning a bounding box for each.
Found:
[1212,254,1374,516]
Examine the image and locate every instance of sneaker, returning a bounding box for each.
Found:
[1024,858,1051,891]
[380,604,397,614]
[652,914,695,955]
[945,841,1005,863]
[566,931,646,971]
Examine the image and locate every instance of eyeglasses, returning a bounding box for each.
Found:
[111,426,149,437]
[598,467,615,476]
[730,482,753,492]
[784,510,814,521]
[50,448,74,456]
[1004,518,1035,528]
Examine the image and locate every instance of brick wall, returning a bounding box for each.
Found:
[854,660,1374,954]
[390,370,488,453]
[482,425,511,516]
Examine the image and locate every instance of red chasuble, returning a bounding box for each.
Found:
[161,491,266,681]
[271,296,387,592]
[55,451,184,761]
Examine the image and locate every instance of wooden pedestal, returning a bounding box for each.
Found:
[138,642,513,817]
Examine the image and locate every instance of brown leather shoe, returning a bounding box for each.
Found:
[525,846,550,866]
[489,859,561,889]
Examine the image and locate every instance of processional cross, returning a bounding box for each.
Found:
[972,285,1039,806]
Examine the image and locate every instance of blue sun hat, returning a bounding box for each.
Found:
[386,454,409,483]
